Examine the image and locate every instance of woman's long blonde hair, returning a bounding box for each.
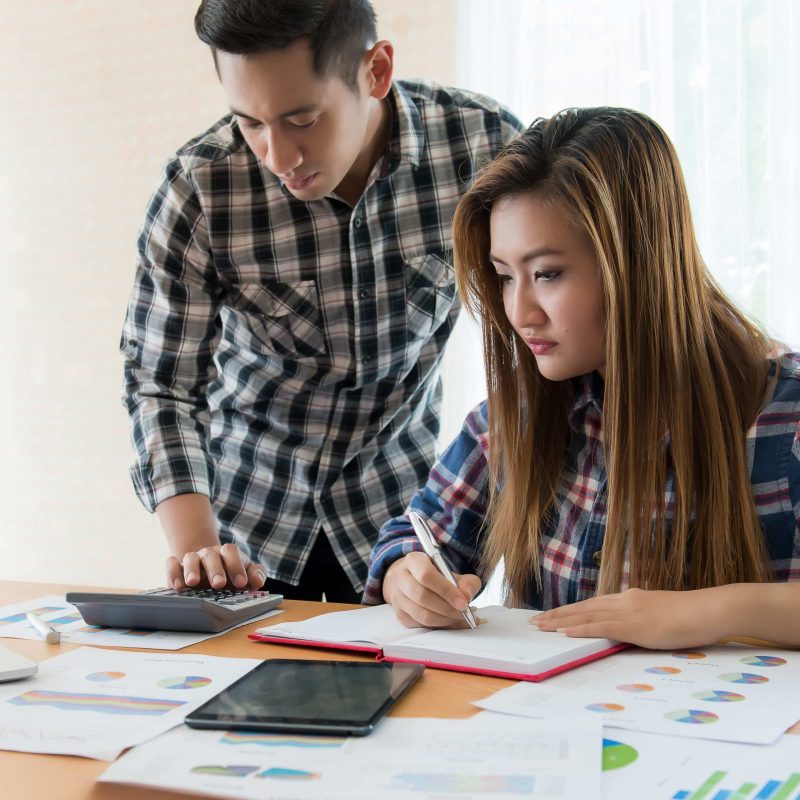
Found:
[453,108,771,606]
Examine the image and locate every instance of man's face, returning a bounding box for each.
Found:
[217,40,375,201]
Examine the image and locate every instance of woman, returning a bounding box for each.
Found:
[363,108,800,649]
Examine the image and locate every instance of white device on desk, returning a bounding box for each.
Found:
[0,643,37,682]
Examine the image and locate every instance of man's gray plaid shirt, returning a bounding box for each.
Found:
[122,79,523,592]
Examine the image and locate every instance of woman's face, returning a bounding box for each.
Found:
[489,192,606,381]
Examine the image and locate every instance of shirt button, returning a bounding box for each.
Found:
[362,356,371,365]
[592,550,602,567]
[359,289,370,299]
[353,217,362,228]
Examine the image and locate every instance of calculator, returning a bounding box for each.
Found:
[65,588,284,634]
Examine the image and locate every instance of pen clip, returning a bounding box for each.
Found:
[408,511,438,559]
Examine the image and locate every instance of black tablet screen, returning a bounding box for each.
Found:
[185,659,423,734]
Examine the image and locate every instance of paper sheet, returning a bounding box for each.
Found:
[473,644,800,744]
[597,728,800,799]
[0,594,282,649]
[0,646,259,760]
[100,712,602,799]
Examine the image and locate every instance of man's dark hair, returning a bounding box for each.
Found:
[195,0,378,89]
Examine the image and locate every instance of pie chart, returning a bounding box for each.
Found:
[616,683,654,693]
[585,702,625,713]
[692,690,745,703]
[645,666,681,675]
[671,651,706,660]
[739,655,787,667]
[665,708,719,724]
[718,672,768,685]
[85,671,126,682]
[602,738,638,771]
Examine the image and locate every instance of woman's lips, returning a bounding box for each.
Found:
[526,339,558,355]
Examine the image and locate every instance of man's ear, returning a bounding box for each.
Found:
[364,40,394,100]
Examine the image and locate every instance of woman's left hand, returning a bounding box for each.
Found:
[530,588,724,650]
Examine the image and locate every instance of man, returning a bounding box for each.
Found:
[122,0,523,601]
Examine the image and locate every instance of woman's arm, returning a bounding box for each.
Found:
[362,402,492,626]
[531,582,800,649]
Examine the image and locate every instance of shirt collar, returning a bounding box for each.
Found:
[383,81,425,173]
[569,371,605,429]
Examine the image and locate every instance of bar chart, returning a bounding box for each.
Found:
[671,768,800,799]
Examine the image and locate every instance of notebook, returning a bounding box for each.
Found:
[250,604,626,682]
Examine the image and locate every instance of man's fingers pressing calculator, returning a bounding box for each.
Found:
[166,545,266,593]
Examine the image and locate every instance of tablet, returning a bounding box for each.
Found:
[184,659,424,736]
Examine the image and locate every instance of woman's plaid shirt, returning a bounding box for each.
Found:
[121,80,523,591]
[365,355,800,608]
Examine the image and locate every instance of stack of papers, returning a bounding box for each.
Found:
[473,644,800,744]
[99,713,603,800]
[0,646,259,760]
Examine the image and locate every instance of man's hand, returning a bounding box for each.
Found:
[166,542,266,591]
[156,494,265,592]
[382,552,482,629]
[530,588,725,649]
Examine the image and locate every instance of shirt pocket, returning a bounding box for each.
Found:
[234,280,327,359]
[404,252,458,339]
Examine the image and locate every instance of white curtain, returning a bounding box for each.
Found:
[455,0,800,349]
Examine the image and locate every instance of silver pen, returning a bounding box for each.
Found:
[408,511,478,629]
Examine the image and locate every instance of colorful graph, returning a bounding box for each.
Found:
[718,672,769,685]
[8,690,185,716]
[602,739,638,771]
[739,655,787,668]
[586,702,625,713]
[671,769,800,800]
[671,651,706,660]
[46,613,82,625]
[157,675,212,690]
[692,689,745,703]
[665,709,719,725]
[119,629,155,637]
[76,626,105,634]
[645,666,682,675]
[257,767,322,781]
[220,731,344,748]
[616,683,654,693]
[191,765,258,777]
[0,607,63,625]
[391,773,536,793]
[86,671,126,682]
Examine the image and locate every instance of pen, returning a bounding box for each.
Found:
[408,511,478,629]
[26,612,61,644]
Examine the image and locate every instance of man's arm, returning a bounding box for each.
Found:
[124,158,263,590]
[157,494,265,590]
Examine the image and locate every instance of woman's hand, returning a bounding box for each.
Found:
[530,588,726,649]
[382,552,482,629]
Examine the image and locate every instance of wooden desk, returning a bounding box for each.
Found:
[0,581,514,797]
[2,581,799,796]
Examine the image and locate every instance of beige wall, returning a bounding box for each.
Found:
[0,1,457,589]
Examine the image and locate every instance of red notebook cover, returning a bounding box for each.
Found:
[248,631,629,682]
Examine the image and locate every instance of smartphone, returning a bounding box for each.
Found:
[184,659,424,736]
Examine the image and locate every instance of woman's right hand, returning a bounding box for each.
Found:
[382,552,482,628]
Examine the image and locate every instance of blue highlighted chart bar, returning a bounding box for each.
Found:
[672,770,800,800]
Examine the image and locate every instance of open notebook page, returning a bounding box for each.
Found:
[385,606,616,674]
[254,603,426,649]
